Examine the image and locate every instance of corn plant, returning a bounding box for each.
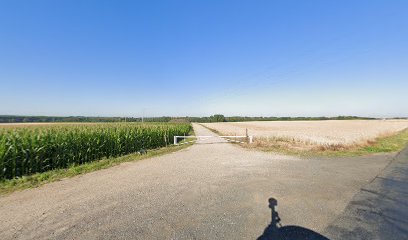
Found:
[0,123,191,180]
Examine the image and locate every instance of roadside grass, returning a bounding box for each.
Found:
[201,123,408,157]
[250,128,408,157]
[349,128,408,155]
[0,144,191,196]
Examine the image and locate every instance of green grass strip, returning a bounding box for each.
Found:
[260,128,408,157]
[335,128,408,157]
[0,144,191,196]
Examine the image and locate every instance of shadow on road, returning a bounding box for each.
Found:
[257,198,330,240]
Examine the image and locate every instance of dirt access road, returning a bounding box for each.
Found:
[0,124,393,239]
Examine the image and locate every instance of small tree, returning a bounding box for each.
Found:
[210,114,225,122]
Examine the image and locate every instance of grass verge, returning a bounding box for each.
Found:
[250,128,408,157]
[0,144,191,196]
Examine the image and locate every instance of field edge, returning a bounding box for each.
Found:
[0,143,193,196]
[201,123,408,157]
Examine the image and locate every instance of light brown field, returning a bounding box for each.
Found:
[202,120,408,146]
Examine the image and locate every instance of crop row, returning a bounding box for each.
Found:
[0,123,191,180]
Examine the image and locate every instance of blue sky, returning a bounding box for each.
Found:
[1,0,407,117]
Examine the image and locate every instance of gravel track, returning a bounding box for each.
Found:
[0,123,392,239]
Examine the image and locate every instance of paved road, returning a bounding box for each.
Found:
[0,124,394,239]
[324,143,408,239]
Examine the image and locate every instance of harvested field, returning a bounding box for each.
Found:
[202,120,408,147]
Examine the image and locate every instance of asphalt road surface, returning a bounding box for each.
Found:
[0,123,402,239]
[324,143,408,239]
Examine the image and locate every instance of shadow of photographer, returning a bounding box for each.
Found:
[257,198,330,240]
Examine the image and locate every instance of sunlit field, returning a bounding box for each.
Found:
[203,120,408,145]
[0,123,191,180]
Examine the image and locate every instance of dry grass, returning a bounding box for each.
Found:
[202,120,408,156]
[250,128,408,156]
[250,135,369,152]
[202,120,408,145]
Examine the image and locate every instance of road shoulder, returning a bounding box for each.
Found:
[324,145,408,239]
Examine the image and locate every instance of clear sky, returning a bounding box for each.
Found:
[1,0,407,117]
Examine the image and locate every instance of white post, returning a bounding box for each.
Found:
[174,136,177,145]
[249,136,253,144]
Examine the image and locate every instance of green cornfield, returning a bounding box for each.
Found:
[0,123,191,180]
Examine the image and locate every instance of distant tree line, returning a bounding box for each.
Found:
[0,116,171,123]
[0,114,382,124]
[222,115,377,122]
